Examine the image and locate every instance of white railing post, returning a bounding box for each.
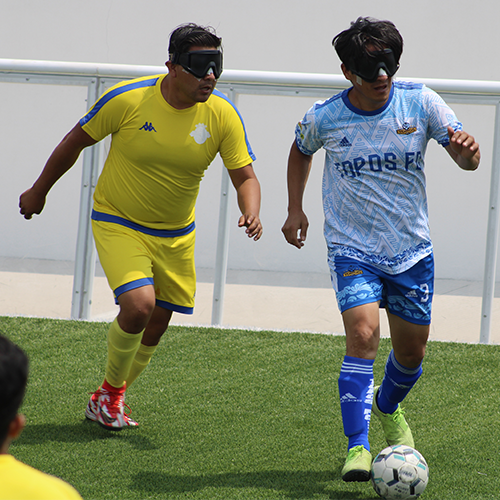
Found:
[480,100,500,343]
[211,87,238,326]
[70,78,102,320]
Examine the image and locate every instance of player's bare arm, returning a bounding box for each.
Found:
[19,124,97,219]
[281,141,313,249]
[445,126,480,171]
[227,164,263,241]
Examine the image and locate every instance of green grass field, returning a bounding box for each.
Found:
[1,315,500,499]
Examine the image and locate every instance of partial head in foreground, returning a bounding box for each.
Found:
[0,335,29,448]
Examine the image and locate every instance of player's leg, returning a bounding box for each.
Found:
[86,285,156,430]
[126,228,196,388]
[87,220,156,429]
[339,302,379,481]
[372,254,434,447]
[372,317,428,448]
[125,305,173,387]
[107,284,157,386]
[378,314,428,411]
[329,253,384,481]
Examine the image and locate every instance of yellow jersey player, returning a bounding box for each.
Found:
[0,335,83,499]
[19,23,262,430]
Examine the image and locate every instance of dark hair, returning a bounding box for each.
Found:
[332,17,403,70]
[0,335,29,444]
[168,23,222,59]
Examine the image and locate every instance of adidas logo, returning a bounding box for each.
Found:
[405,290,418,299]
[139,121,157,132]
[339,136,352,147]
[340,392,361,403]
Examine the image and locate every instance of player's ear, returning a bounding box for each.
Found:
[340,63,351,80]
[8,414,26,441]
[165,60,176,76]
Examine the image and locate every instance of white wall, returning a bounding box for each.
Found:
[2,0,499,281]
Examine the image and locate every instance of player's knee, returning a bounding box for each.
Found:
[117,290,156,331]
[394,349,425,370]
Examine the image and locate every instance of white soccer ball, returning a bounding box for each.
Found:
[371,445,429,499]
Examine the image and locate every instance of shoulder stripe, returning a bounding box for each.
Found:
[315,91,344,110]
[212,89,256,161]
[80,77,159,126]
[394,80,424,91]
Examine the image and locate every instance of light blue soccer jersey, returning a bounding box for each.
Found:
[295,81,462,274]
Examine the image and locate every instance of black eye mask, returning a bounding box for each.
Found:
[173,50,223,79]
[349,48,399,83]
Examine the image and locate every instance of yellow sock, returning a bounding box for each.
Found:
[105,318,144,389]
[125,343,157,388]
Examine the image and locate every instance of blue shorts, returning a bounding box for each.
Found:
[328,253,434,325]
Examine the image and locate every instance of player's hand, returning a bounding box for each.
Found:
[19,187,46,220]
[281,210,308,249]
[447,127,480,161]
[238,213,263,241]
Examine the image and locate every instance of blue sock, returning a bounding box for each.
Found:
[338,356,374,451]
[377,350,422,414]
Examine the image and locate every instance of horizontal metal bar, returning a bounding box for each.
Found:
[0,73,95,87]
[1,58,500,97]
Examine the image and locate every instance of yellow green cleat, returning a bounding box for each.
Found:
[341,445,372,482]
[372,386,414,447]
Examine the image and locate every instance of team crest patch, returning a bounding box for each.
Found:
[396,122,417,135]
[190,123,211,144]
[343,266,363,278]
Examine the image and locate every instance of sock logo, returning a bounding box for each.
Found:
[340,392,361,403]
[365,380,374,404]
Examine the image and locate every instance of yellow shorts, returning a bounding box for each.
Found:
[91,213,196,314]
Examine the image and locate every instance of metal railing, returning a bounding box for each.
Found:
[1,58,499,343]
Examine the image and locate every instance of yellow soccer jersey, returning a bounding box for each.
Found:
[80,74,256,230]
[0,455,82,500]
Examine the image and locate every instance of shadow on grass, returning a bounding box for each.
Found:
[15,420,156,450]
[130,470,379,499]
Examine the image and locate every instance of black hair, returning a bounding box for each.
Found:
[0,335,28,444]
[332,17,403,70]
[168,23,222,60]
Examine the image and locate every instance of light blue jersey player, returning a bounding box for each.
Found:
[282,17,480,483]
[296,81,461,275]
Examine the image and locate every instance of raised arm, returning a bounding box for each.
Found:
[227,164,263,241]
[19,123,97,220]
[281,141,313,249]
[445,126,480,171]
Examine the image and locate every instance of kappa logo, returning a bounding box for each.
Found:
[339,136,352,147]
[139,121,157,132]
[190,123,211,144]
[396,122,417,135]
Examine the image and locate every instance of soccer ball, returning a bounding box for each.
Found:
[371,445,429,499]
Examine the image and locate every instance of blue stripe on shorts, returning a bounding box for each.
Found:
[91,209,195,237]
[113,281,194,314]
[113,278,155,303]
